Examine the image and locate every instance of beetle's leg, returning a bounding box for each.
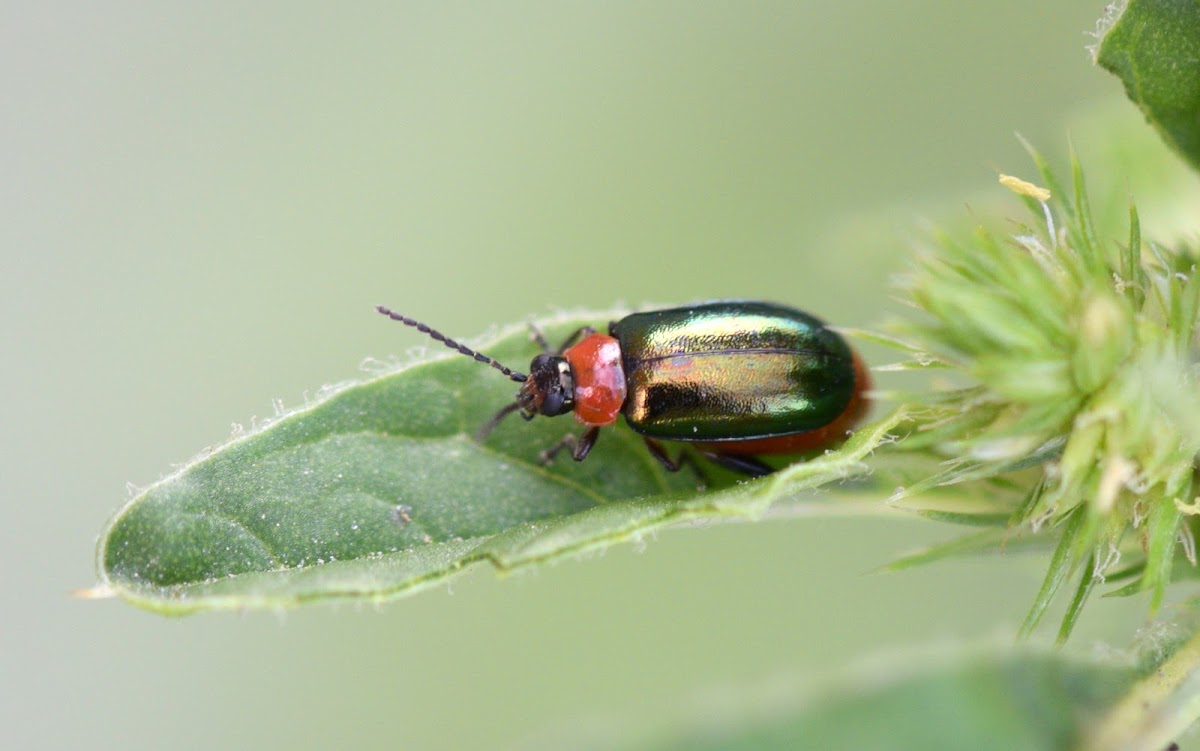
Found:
[699,451,776,477]
[539,426,601,465]
[641,437,711,488]
[553,325,597,354]
[528,323,598,355]
[641,437,689,472]
[643,439,774,479]
[527,322,554,352]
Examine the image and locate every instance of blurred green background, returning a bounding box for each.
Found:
[6,2,1191,749]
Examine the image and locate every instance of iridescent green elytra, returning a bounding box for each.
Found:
[610,300,858,442]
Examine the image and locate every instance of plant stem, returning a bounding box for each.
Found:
[1081,628,1200,751]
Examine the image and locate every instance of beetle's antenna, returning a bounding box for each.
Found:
[376,305,527,382]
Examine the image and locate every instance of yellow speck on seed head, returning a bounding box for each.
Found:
[999,174,1051,202]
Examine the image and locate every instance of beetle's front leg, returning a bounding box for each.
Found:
[539,426,601,465]
[528,323,598,355]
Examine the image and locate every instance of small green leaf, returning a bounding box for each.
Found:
[902,509,1010,527]
[93,312,902,614]
[1097,0,1200,172]
[1057,553,1100,647]
[1019,506,1091,640]
[880,527,1057,573]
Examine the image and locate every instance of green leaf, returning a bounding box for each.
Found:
[880,527,1057,574]
[92,312,903,614]
[1097,0,1200,172]
[617,644,1137,751]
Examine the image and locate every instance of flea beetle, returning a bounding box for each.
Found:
[376,300,870,476]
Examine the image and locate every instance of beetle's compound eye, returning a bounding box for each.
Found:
[524,354,575,417]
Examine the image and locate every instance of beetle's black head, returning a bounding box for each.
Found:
[518,354,575,418]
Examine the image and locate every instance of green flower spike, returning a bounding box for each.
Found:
[887,146,1200,643]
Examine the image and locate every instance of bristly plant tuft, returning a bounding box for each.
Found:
[880,143,1200,643]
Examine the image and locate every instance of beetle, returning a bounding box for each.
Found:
[376,300,870,476]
